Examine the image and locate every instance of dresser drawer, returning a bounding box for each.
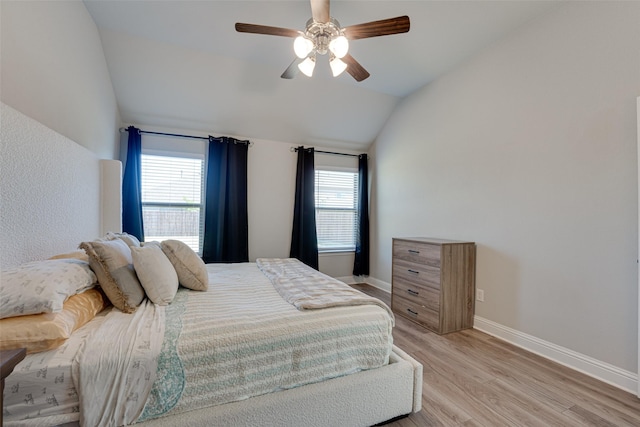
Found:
[392,294,440,331]
[393,240,441,268]
[392,277,440,312]
[393,259,441,290]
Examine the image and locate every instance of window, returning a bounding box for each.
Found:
[141,153,204,253]
[315,169,358,252]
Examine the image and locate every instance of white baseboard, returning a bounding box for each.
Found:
[364,277,391,293]
[336,275,361,285]
[338,276,392,294]
[474,316,638,394]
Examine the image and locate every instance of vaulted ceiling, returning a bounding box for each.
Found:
[84,0,558,151]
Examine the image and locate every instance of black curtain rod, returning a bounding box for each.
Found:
[119,127,251,145]
[291,146,359,158]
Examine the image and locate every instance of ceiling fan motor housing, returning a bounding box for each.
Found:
[305,18,343,55]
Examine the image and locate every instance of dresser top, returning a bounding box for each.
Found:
[393,237,475,245]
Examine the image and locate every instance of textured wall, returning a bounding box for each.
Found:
[1,103,101,268]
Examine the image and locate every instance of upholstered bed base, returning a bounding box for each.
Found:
[138,345,422,427]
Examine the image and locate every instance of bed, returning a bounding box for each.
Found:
[1,247,422,427]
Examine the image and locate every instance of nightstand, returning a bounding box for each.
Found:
[1,348,26,425]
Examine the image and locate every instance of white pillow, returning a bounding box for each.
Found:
[0,259,97,319]
[131,245,179,305]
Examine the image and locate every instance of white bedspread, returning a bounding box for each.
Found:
[72,300,164,427]
[138,263,394,422]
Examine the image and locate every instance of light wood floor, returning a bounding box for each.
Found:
[351,284,640,427]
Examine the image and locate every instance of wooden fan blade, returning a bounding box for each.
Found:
[281,58,303,79]
[343,16,410,40]
[310,0,330,23]
[235,23,299,38]
[342,53,370,82]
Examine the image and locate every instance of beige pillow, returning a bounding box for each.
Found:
[0,288,109,354]
[131,245,179,305]
[48,251,90,262]
[79,239,145,313]
[105,231,141,248]
[160,240,208,291]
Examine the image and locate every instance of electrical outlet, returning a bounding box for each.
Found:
[476,289,485,302]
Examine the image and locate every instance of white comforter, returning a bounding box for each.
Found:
[137,262,394,423]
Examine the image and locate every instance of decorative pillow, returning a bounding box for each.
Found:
[0,288,109,354]
[48,251,90,262]
[160,240,208,291]
[79,239,145,313]
[142,241,161,248]
[131,245,179,305]
[0,259,97,319]
[105,231,141,248]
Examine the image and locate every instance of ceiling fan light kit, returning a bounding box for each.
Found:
[329,55,348,77]
[329,35,349,59]
[294,35,314,59]
[299,55,316,77]
[235,0,410,82]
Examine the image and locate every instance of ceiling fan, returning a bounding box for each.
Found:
[235,0,410,82]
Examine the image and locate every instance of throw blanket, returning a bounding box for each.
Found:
[72,300,165,427]
[256,258,394,323]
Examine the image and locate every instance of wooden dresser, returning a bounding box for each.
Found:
[391,238,476,334]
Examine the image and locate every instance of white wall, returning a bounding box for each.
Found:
[370,1,640,375]
[1,1,120,159]
[250,141,361,278]
[125,125,362,278]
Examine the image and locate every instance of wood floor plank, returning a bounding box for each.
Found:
[562,404,622,427]
[420,358,513,427]
[437,329,578,413]
[483,378,585,427]
[483,339,640,426]
[350,284,640,427]
[420,348,574,427]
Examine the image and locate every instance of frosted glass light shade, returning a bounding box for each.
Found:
[329,35,349,59]
[294,36,314,59]
[330,57,347,77]
[298,56,316,77]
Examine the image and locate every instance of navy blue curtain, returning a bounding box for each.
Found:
[122,126,144,241]
[353,154,369,276]
[290,146,318,270]
[202,137,249,263]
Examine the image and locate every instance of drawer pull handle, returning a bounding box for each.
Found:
[407,269,420,274]
[406,308,419,317]
[408,249,420,254]
[407,289,419,296]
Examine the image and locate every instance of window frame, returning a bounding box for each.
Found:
[140,148,206,254]
[314,166,359,254]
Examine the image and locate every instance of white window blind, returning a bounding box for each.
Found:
[141,153,204,253]
[315,169,358,252]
